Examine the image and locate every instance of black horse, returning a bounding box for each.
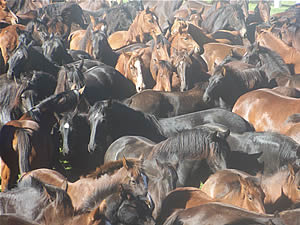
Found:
[87,99,254,152]
[201,4,247,37]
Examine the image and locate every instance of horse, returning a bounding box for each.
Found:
[19,157,150,211]
[256,27,300,74]
[86,99,254,152]
[0,214,40,225]
[162,202,285,225]
[281,21,300,52]
[168,27,201,56]
[202,60,272,110]
[171,49,209,92]
[157,182,265,224]
[108,7,162,50]
[0,88,84,191]
[153,60,176,92]
[7,40,60,80]
[42,33,74,65]
[115,48,149,93]
[201,3,247,37]
[124,82,210,118]
[0,176,74,224]
[242,42,292,83]
[201,166,300,213]
[201,42,246,73]
[232,88,300,136]
[226,130,300,175]
[246,0,271,25]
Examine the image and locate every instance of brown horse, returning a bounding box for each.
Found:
[157,181,265,224]
[69,15,107,52]
[153,60,176,92]
[0,24,26,69]
[19,157,150,210]
[115,48,149,92]
[201,42,246,73]
[232,88,300,134]
[108,7,162,50]
[256,27,300,74]
[168,26,201,56]
[201,167,300,213]
[0,89,84,191]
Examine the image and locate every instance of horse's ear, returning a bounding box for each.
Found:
[122,156,129,170]
[90,15,96,29]
[78,59,84,71]
[150,5,157,12]
[78,86,85,95]
[221,66,226,76]
[88,203,102,222]
[122,51,132,58]
[145,6,150,14]
[138,153,144,162]
[49,32,54,39]
[188,48,194,57]
[288,163,295,178]
[16,26,23,36]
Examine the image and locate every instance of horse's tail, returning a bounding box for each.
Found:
[158,209,184,225]
[16,128,32,174]
[0,125,15,157]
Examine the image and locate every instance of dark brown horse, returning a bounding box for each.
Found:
[0,88,84,191]
[108,7,162,50]
[124,82,210,118]
[281,21,300,52]
[157,182,265,225]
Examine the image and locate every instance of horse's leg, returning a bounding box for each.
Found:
[1,153,18,191]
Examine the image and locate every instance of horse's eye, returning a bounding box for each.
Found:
[184,37,188,41]
[130,65,134,70]
[130,179,137,185]
[248,194,253,201]
[148,19,152,23]
[297,186,300,191]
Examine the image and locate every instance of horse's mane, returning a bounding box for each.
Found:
[158,60,174,71]
[286,113,300,123]
[85,158,142,179]
[151,127,227,161]
[79,23,93,50]
[151,34,170,51]
[257,45,291,78]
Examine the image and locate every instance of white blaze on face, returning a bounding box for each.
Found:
[64,123,70,129]
[134,59,145,92]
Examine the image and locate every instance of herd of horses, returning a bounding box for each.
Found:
[0,0,300,224]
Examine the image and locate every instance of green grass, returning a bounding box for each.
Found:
[248,1,296,15]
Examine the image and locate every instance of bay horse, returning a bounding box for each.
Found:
[124,82,211,118]
[232,88,300,135]
[19,157,150,211]
[153,60,176,92]
[201,42,246,73]
[256,27,300,74]
[157,183,265,224]
[108,6,162,50]
[201,166,300,213]
[0,88,84,191]
[162,202,285,225]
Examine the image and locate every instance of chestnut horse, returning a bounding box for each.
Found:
[157,181,265,224]
[19,158,150,211]
[232,88,300,135]
[108,6,162,50]
[115,48,149,92]
[256,27,300,74]
[0,88,84,191]
[201,167,300,213]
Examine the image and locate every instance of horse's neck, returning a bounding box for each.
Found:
[261,170,288,204]
[259,32,299,64]
[69,168,127,208]
[126,13,145,43]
